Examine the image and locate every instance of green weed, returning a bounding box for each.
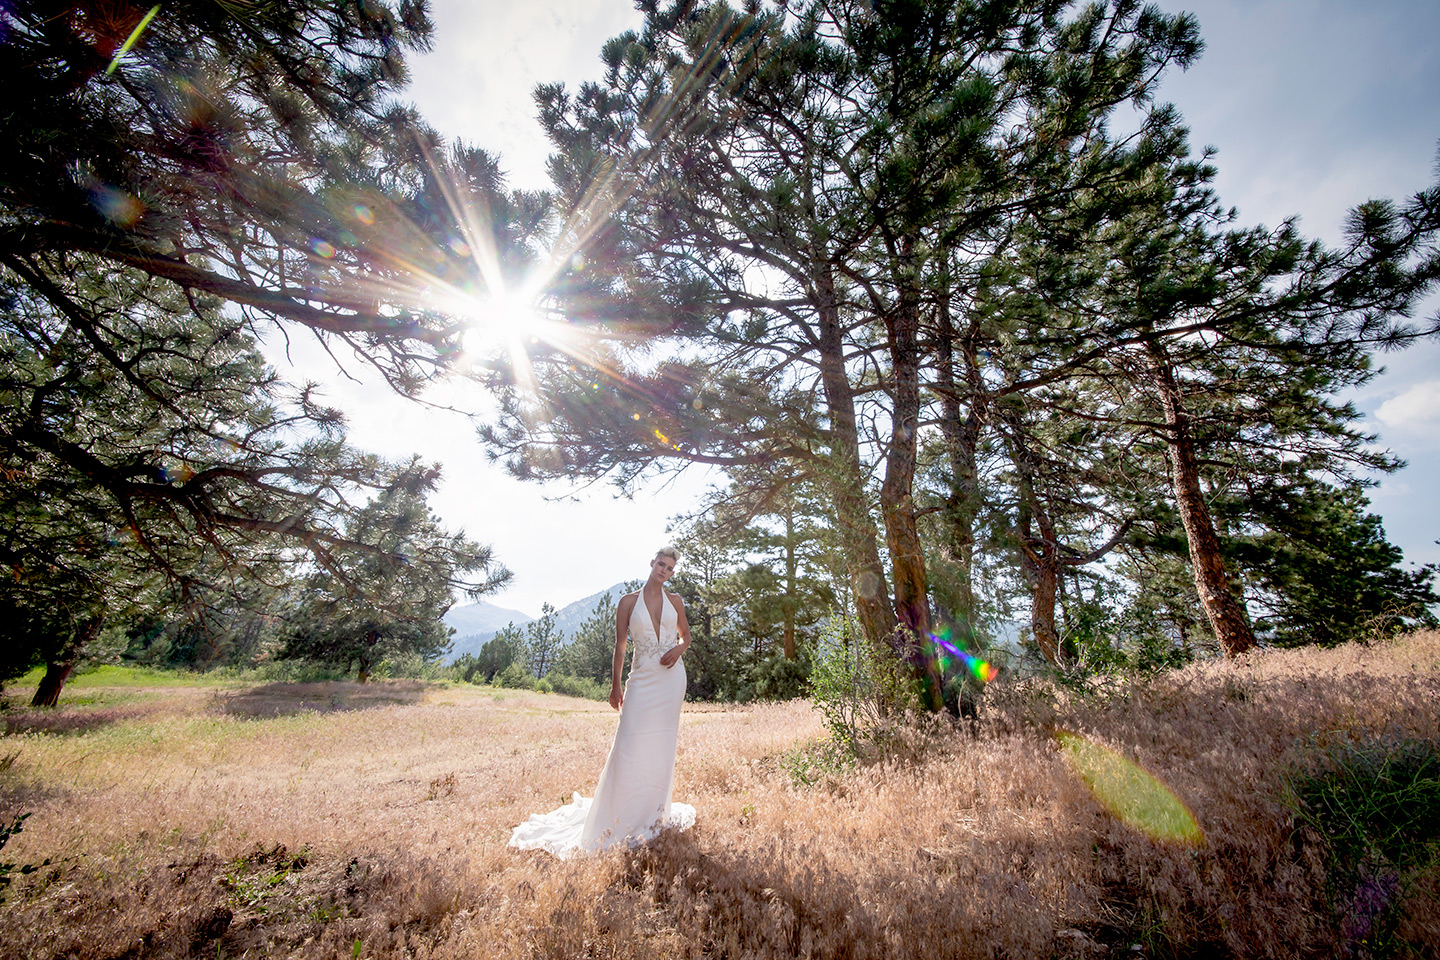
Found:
[778,738,855,788]
[1286,733,1440,957]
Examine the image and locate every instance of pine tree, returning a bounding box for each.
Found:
[280,482,503,682]
[2,2,522,698]
[469,0,1216,707]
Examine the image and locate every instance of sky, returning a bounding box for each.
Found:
[270,0,1440,618]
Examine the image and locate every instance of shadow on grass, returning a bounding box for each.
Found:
[213,680,429,718]
[2,703,162,737]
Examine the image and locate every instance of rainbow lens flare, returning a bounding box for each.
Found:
[1058,731,1204,845]
[89,185,145,227]
[928,626,996,683]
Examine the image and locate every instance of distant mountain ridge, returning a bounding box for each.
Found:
[442,582,631,663]
[441,600,532,638]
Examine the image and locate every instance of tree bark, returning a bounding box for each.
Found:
[813,263,896,650]
[31,659,77,708]
[357,632,378,684]
[1008,429,1067,667]
[1145,339,1257,657]
[31,617,102,707]
[782,500,797,660]
[880,236,944,711]
[934,275,986,639]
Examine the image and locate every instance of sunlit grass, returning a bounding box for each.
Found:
[10,663,239,690]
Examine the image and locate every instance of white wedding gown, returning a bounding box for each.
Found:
[508,589,695,857]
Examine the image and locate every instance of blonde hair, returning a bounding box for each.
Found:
[655,546,679,563]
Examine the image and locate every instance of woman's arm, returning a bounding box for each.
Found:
[611,594,633,710]
[659,592,692,668]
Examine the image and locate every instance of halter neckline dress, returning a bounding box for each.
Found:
[508,588,695,857]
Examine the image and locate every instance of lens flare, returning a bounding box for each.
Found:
[352,204,375,225]
[929,626,996,683]
[1058,731,1204,845]
[309,238,336,259]
[89,184,145,227]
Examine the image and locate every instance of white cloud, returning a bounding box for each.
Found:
[1376,380,1440,436]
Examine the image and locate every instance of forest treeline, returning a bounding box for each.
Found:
[3,0,1438,709]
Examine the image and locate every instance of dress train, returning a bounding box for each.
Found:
[509,590,694,857]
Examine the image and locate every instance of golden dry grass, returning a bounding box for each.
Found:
[2,632,1439,959]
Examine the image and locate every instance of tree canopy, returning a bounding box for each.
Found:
[2,0,521,698]
[466,0,1439,702]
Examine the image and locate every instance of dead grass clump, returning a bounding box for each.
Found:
[0,839,488,960]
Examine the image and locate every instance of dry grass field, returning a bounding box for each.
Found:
[2,633,1439,959]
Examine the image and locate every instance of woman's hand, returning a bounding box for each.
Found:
[659,645,687,668]
[609,681,623,711]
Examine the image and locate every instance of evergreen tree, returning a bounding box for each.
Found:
[2,2,522,698]
[280,482,502,682]
[1229,479,1438,646]
[1016,150,1440,656]
[1,0,538,386]
[553,591,622,683]
[523,602,565,678]
[477,624,527,682]
[480,0,1214,706]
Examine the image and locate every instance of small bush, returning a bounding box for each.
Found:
[1286,733,1440,957]
[493,662,533,690]
[752,648,811,700]
[543,673,608,701]
[778,737,854,788]
[808,616,919,755]
[211,660,350,685]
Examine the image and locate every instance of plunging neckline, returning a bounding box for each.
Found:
[644,585,665,641]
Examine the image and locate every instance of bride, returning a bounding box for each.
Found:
[508,547,696,857]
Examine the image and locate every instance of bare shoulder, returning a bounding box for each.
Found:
[665,590,686,607]
[618,591,640,609]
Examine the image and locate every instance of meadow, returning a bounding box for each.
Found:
[2,634,1438,959]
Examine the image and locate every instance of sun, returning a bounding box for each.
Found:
[456,287,546,356]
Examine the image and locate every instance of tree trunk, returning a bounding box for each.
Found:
[1145,340,1257,657]
[31,617,102,707]
[31,659,76,708]
[782,500,797,660]
[880,236,944,711]
[358,632,378,683]
[813,263,896,650]
[1027,509,1065,667]
[1009,432,1066,667]
[934,275,986,640]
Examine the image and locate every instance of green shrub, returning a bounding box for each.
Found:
[1286,733,1440,957]
[544,673,608,701]
[752,647,812,700]
[778,738,854,788]
[808,617,919,755]
[494,662,533,690]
